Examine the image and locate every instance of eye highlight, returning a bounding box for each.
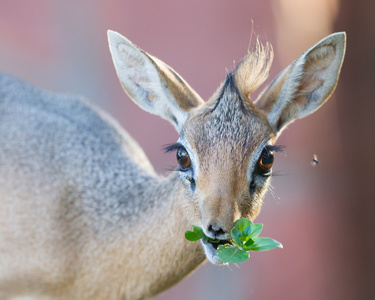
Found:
[258,147,274,176]
[177,148,191,169]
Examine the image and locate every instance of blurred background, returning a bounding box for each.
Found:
[0,1,374,299]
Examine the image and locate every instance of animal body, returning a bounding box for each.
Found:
[0,30,346,299]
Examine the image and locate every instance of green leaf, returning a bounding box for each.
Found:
[244,223,263,240]
[185,220,283,265]
[217,244,250,263]
[245,237,283,251]
[242,238,255,251]
[206,237,221,244]
[231,228,244,246]
[185,225,205,241]
[234,218,252,231]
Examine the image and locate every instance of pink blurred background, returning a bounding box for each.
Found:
[0,1,374,299]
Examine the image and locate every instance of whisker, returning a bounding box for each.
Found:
[164,166,180,173]
[270,170,289,177]
[268,184,281,203]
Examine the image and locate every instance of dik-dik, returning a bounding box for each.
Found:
[0,30,346,299]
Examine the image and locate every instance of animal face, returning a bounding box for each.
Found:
[169,74,280,263]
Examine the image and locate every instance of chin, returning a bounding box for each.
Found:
[201,239,227,265]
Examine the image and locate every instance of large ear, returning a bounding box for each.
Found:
[255,32,346,135]
[107,30,204,131]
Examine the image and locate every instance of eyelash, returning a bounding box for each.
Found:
[163,143,184,154]
[264,144,284,153]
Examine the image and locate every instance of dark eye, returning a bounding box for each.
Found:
[177,148,191,169]
[258,147,274,176]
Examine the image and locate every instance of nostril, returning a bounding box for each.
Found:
[207,224,226,237]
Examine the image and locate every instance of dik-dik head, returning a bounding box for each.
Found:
[108,30,346,264]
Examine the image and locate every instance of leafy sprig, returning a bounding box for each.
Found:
[185,218,282,264]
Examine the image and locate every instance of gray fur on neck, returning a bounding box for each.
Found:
[0,73,166,228]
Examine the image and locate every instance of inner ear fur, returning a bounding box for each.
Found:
[255,32,346,133]
[108,30,204,131]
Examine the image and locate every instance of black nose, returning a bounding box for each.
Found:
[207,224,226,237]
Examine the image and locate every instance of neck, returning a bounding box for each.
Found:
[144,176,206,297]
[81,173,206,300]
[131,173,206,298]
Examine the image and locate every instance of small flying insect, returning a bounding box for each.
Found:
[311,154,319,166]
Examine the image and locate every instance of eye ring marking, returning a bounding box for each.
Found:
[177,148,191,169]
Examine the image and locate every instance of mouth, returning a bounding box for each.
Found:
[201,237,233,265]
